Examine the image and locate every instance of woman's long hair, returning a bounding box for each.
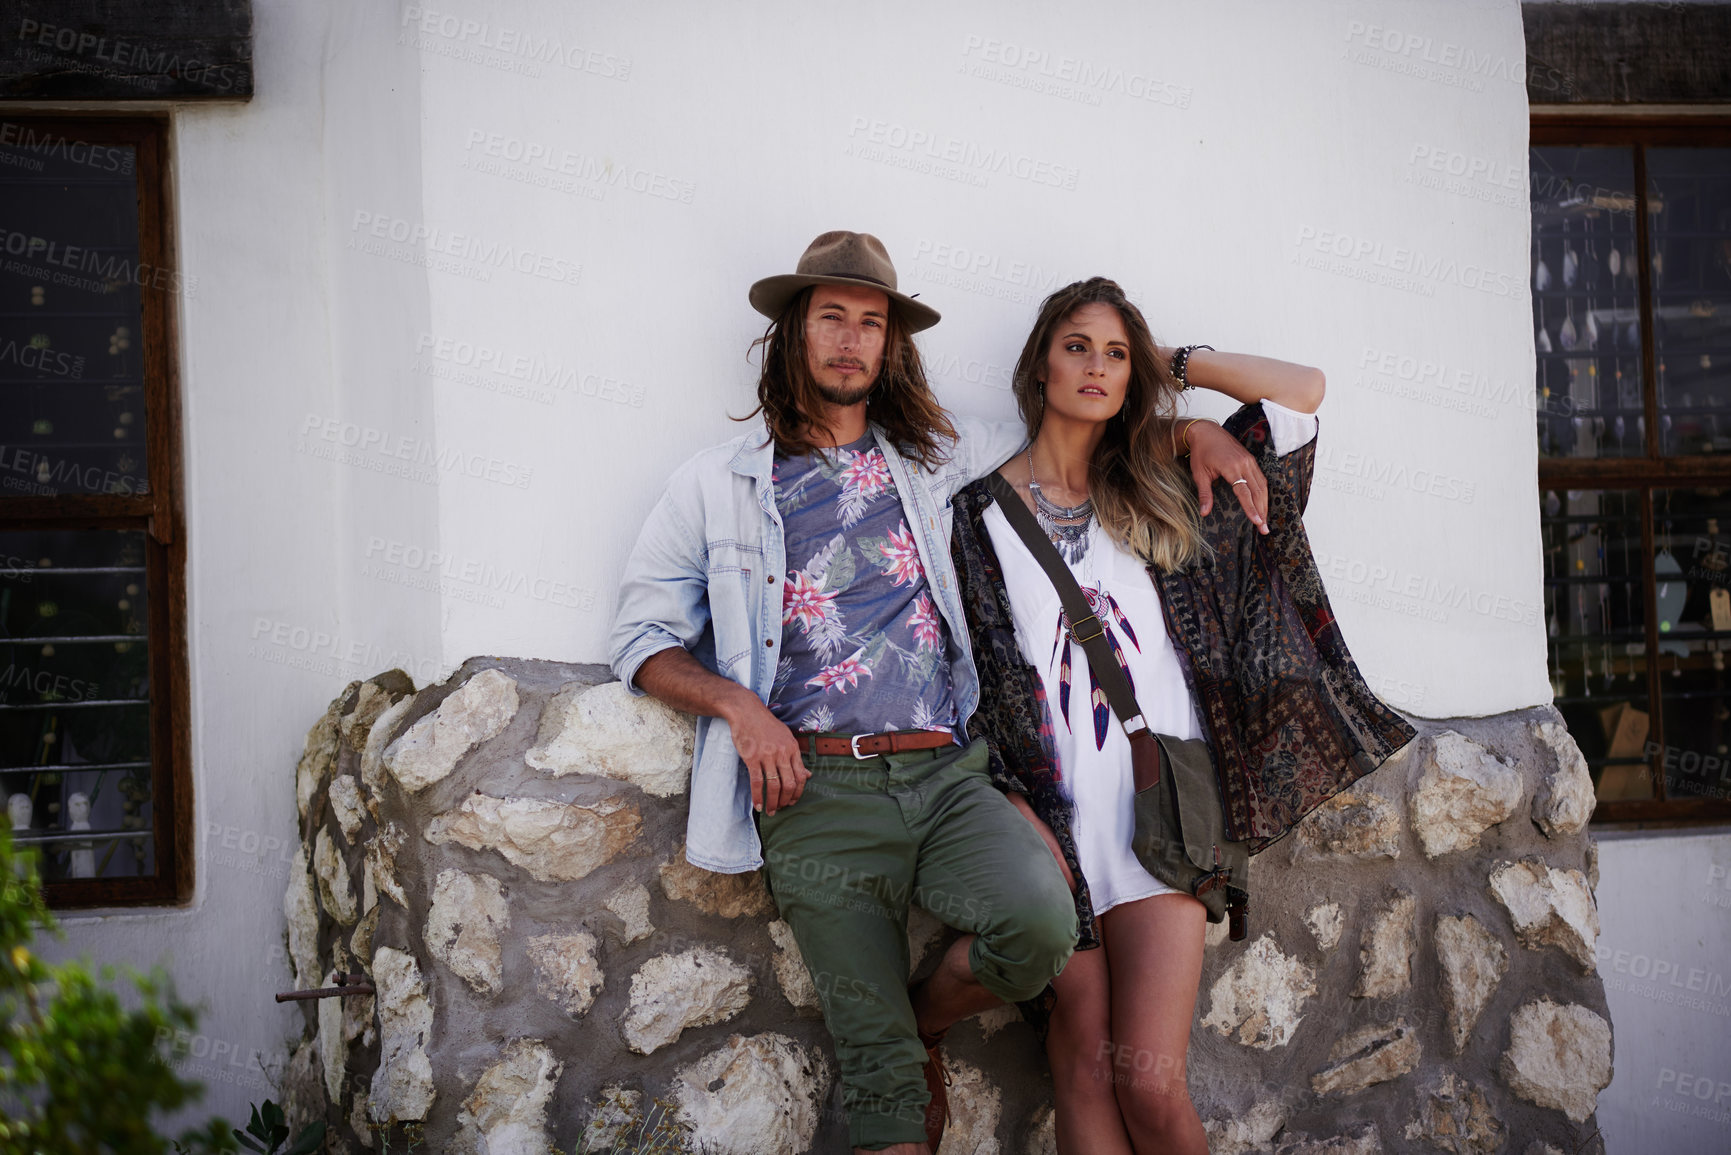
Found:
[741,286,956,468]
[1012,277,1206,571]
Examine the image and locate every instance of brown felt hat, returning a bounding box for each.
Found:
[749,230,940,333]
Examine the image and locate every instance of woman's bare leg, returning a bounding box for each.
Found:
[1099,893,1210,1155]
[1045,929,1134,1154]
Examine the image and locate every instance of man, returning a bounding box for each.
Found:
[609,230,1261,1153]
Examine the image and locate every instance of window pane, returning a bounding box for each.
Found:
[1530,147,1642,459]
[0,529,153,881]
[1652,487,1731,805]
[0,129,148,497]
[1544,487,1651,801]
[1649,148,1731,457]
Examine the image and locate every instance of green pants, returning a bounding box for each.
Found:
[758,739,1078,1150]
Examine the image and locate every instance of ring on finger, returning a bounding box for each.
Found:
[1231,478,1249,487]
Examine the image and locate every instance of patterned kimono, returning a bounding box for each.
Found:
[949,402,1419,963]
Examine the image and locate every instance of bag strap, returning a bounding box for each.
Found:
[986,470,1164,789]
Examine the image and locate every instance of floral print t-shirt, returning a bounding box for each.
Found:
[769,432,957,735]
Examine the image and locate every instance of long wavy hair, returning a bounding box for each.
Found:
[741,286,956,468]
[1012,277,1206,571]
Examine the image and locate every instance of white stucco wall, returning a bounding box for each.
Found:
[1594,830,1731,1155]
[32,0,1558,1130]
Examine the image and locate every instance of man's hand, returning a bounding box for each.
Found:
[723,696,811,815]
[633,647,811,814]
[1184,420,1268,533]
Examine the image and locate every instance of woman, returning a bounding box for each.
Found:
[948,278,1415,1153]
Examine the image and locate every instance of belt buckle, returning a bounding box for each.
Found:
[849,732,880,760]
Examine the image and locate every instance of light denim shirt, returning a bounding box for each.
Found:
[609,416,1026,873]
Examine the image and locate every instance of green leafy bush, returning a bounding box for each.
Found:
[0,828,235,1155]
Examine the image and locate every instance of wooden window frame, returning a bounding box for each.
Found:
[1532,112,1731,827]
[0,114,189,905]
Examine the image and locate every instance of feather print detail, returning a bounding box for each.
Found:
[1105,624,1135,698]
[1058,632,1074,732]
[1089,664,1111,750]
[1106,590,1140,652]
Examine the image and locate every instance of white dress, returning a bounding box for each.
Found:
[982,401,1319,913]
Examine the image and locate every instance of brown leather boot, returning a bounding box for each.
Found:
[916,1025,951,1151]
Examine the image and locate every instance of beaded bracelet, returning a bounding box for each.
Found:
[1171,344,1214,392]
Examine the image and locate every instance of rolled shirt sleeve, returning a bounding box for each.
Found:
[608,469,713,696]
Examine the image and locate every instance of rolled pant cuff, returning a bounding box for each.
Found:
[850,1105,931,1150]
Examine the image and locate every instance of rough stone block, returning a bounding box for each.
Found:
[1402,1072,1506,1154]
[1410,731,1524,858]
[659,847,774,918]
[1500,998,1612,1122]
[384,667,519,792]
[1293,789,1401,859]
[1489,858,1599,972]
[1353,891,1416,998]
[283,845,322,990]
[297,694,345,823]
[942,1055,1003,1155]
[328,774,365,844]
[1201,934,1317,1050]
[424,868,510,996]
[622,947,752,1055]
[526,931,604,1017]
[368,947,435,1125]
[313,827,358,929]
[767,919,820,1013]
[526,680,694,796]
[1305,902,1344,953]
[451,1038,561,1155]
[1436,914,1508,1054]
[1310,1019,1420,1096]
[604,881,655,944]
[1529,719,1596,838]
[424,792,640,883]
[671,1032,830,1155]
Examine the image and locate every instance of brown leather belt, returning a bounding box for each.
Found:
[793,729,955,759]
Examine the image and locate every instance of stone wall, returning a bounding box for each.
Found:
[280,658,1611,1154]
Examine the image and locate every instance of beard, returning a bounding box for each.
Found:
[812,360,878,407]
[814,377,876,407]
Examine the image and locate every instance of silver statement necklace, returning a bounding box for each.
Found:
[1026,445,1094,564]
